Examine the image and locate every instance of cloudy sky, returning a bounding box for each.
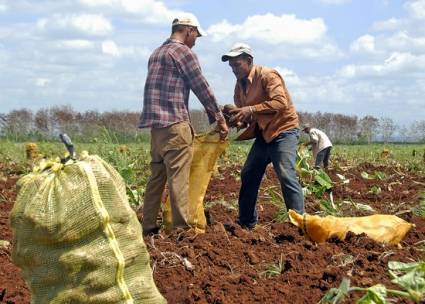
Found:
[0,0,424,124]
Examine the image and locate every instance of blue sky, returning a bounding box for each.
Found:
[0,0,424,125]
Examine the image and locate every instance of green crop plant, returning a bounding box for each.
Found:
[320,261,425,303]
[319,198,340,216]
[361,171,387,180]
[413,192,425,217]
[311,169,333,198]
[295,145,333,198]
[341,199,375,214]
[266,186,288,222]
[296,144,313,179]
[260,254,286,278]
[388,261,425,302]
[369,185,382,195]
[204,198,238,210]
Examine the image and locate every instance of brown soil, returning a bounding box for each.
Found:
[0,164,29,304]
[0,162,424,304]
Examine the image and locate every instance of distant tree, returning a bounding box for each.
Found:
[409,120,425,142]
[379,117,398,143]
[330,114,358,143]
[0,113,7,130]
[359,115,379,144]
[398,125,411,142]
[299,111,358,143]
[3,109,33,140]
[0,107,418,144]
[34,109,51,136]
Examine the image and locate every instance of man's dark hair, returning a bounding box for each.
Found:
[172,23,186,34]
[239,53,253,65]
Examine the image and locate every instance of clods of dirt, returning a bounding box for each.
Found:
[0,162,424,303]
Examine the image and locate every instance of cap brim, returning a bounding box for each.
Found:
[221,51,244,62]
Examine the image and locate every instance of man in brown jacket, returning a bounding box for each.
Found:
[222,43,304,229]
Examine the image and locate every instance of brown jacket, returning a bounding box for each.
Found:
[234,65,299,143]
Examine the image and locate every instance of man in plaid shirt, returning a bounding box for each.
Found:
[139,14,228,234]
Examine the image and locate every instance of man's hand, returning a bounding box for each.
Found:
[229,106,253,123]
[216,118,229,140]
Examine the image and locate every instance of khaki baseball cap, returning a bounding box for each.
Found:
[221,43,254,62]
[172,15,206,37]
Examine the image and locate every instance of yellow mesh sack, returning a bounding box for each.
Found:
[163,132,229,233]
[10,154,166,304]
[288,210,412,244]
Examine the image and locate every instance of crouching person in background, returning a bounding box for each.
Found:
[302,125,333,170]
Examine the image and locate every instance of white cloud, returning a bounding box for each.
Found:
[57,39,95,50]
[0,3,7,13]
[269,70,424,124]
[79,0,115,6]
[207,13,327,45]
[79,0,185,25]
[384,31,425,52]
[319,0,351,4]
[352,2,425,56]
[102,40,120,56]
[37,14,113,36]
[297,43,344,59]
[372,18,403,32]
[121,0,178,24]
[207,20,240,41]
[101,40,151,58]
[405,0,425,19]
[350,35,376,53]
[35,78,51,87]
[1,0,423,125]
[274,67,301,85]
[338,52,425,78]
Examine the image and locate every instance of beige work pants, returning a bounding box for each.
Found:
[142,121,194,232]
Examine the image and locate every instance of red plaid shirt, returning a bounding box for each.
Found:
[139,39,223,128]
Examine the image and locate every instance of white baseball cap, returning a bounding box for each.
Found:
[172,15,206,37]
[221,43,254,62]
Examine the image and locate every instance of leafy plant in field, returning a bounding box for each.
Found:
[335,173,350,185]
[361,171,372,180]
[361,171,387,180]
[126,186,144,206]
[296,146,333,197]
[369,185,382,195]
[319,198,340,216]
[414,240,425,260]
[266,186,288,222]
[388,261,425,302]
[320,261,425,303]
[311,169,333,198]
[374,171,387,180]
[204,198,238,210]
[342,199,375,214]
[296,144,313,179]
[413,192,425,217]
[260,254,286,278]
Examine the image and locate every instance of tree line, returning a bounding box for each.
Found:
[0,106,424,143]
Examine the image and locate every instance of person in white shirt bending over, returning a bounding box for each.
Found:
[302,125,333,170]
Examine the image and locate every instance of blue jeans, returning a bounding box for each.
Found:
[238,128,305,228]
[315,146,332,169]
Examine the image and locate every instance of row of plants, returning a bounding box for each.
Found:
[320,261,425,303]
